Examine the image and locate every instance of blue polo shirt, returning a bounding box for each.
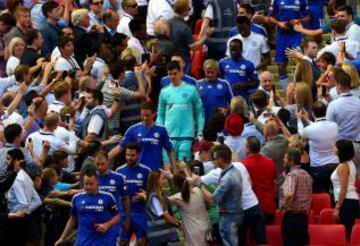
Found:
[219,57,259,102]
[116,163,151,214]
[71,191,118,246]
[160,75,197,88]
[120,122,173,170]
[197,78,233,123]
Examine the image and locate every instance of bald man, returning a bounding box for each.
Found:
[26,112,78,157]
[258,71,274,95]
[260,119,289,175]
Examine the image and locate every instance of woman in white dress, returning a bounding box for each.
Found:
[6,37,25,76]
[169,172,210,246]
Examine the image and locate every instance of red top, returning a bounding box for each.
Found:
[242,153,277,214]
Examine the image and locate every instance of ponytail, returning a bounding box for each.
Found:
[173,172,191,203]
[181,179,190,203]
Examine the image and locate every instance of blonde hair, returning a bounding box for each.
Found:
[174,0,190,14]
[121,47,141,64]
[203,59,219,70]
[71,8,89,26]
[230,96,248,117]
[341,63,360,89]
[294,60,313,89]
[7,37,25,57]
[289,134,306,151]
[294,82,312,108]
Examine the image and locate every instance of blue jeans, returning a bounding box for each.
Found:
[219,213,243,246]
[239,204,266,245]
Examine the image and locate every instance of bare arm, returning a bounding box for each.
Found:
[335,164,349,211]
[257,52,271,70]
[62,0,71,24]
[162,211,178,226]
[199,18,210,39]
[43,197,71,207]
[167,150,177,173]
[84,132,98,143]
[200,184,215,204]
[55,215,77,246]
[293,23,323,36]
[108,145,122,160]
[7,83,27,115]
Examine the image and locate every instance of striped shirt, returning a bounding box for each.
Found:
[283,166,313,212]
[101,79,134,130]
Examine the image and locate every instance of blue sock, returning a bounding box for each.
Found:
[279,75,289,90]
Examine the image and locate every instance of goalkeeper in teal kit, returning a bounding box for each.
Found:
[156,60,204,163]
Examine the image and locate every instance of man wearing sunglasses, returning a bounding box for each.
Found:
[117,0,138,37]
[89,0,103,26]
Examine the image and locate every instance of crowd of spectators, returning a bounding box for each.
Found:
[0,0,360,245]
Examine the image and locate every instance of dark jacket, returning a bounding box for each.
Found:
[0,170,17,227]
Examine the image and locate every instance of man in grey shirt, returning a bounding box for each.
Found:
[199,144,243,246]
[260,119,289,176]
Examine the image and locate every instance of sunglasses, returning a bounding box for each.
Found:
[91,1,103,5]
[127,3,138,8]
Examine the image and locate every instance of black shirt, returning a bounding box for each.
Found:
[21,47,42,67]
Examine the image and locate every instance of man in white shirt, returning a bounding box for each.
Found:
[226,16,270,70]
[336,5,360,43]
[117,0,138,37]
[326,68,360,175]
[297,101,338,193]
[5,148,42,245]
[317,19,360,62]
[146,0,175,36]
[88,0,103,26]
[102,9,120,42]
[80,89,121,142]
[127,18,147,60]
[26,112,77,157]
[87,42,110,83]
[48,81,72,113]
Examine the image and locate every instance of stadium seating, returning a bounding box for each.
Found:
[350,224,360,246]
[308,224,347,246]
[318,208,336,224]
[266,225,282,246]
[311,193,331,223]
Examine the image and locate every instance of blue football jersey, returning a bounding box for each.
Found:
[219,57,259,101]
[116,164,151,214]
[120,123,173,170]
[70,191,118,246]
[197,78,233,123]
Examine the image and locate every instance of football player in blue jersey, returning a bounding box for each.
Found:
[55,169,120,246]
[267,0,311,89]
[109,101,177,171]
[95,151,131,242]
[116,142,151,246]
[219,38,259,103]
